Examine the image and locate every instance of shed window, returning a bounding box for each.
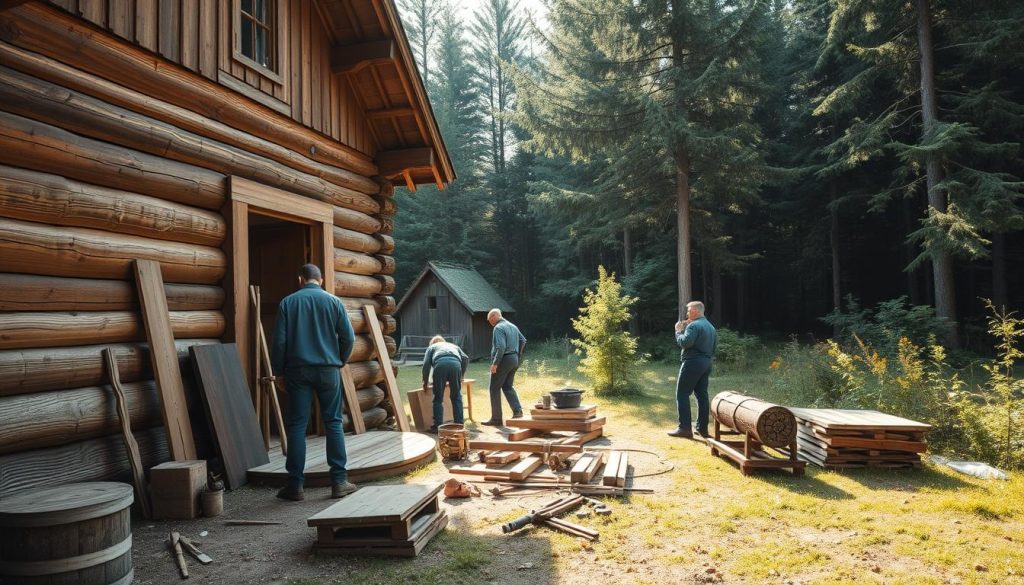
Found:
[240,0,276,70]
[427,296,438,310]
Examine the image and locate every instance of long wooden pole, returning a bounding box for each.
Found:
[102,348,152,519]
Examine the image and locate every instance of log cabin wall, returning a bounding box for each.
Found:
[0,0,411,495]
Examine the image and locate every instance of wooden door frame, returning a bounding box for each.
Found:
[224,176,334,387]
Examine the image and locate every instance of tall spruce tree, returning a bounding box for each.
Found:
[396,0,443,88]
[514,0,770,318]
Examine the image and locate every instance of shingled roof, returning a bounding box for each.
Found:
[396,262,515,314]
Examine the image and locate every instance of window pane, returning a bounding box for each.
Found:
[255,0,266,21]
[242,0,253,14]
[255,26,267,66]
[240,19,253,60]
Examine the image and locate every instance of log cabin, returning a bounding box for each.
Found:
[0,0,453,495]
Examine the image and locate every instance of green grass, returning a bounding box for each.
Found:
[379,356,1024,584]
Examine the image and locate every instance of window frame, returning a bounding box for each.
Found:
[232,0,285,84]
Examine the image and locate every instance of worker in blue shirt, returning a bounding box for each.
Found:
[668,300,718,439]
[271,264,357,501]
[481,308,526,425]
[421,335,470,433]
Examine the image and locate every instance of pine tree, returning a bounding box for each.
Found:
[571,266,644,396]
[514,0,770,318]
[396,0,443,88]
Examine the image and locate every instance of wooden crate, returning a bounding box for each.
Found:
[307,484,447,557]
[150,460,206,520]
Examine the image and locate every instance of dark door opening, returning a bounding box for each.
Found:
[249,213,311,341]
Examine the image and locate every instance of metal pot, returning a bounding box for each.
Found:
[550,388,584,409]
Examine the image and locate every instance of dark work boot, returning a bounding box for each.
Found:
[511,410,524,419]
[480,419,502,426]
[666,427,693,439]
[276,485,304,501]
[331,481,359,499]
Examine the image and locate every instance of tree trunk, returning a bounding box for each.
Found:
[675,150,693,318]
[902,195,924,305]
[712,262,723,325]
[829,181,842,336]
[623,227,632,277]
[916,0,959,347]
[992,231,1008,311]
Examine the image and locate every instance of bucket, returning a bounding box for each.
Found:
[202,489,224,518]
[437,423,468,460]
[0,482,134,584]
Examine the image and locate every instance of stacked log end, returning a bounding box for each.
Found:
[711,391,796,448]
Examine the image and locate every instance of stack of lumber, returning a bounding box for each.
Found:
[788,408,930,470]
[505,405,606,443]
[306,484,447,557]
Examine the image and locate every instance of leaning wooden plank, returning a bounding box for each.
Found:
[103,347,152,519]
[190,343,269,489]
[252,287,287,456]
[341,365,366,434]
[570,451,605,484]
[363,304,409,431]
[133,258,195,460]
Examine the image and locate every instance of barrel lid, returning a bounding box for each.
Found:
[0,482,134,527]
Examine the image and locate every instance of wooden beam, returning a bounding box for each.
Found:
[330,40,397,75]
[377,148,434,178]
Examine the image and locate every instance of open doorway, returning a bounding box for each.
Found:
[249,213,311,338]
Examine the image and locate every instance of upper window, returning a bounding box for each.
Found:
[427,296,438,310]
[239,0,276,71]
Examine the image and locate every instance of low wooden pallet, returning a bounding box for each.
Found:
[307,484,446,557]
[529,405,597,420]
[505,416,606,432]
[707,422,805,476]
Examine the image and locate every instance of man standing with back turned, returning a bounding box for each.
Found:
[481,308,526,425]
[271,264,358,501]
[668,301,718,439]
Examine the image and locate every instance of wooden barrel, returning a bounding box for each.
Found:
[0,482,134,584]
[711,391,797,448]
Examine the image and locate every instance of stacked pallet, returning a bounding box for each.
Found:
[505,405,606,443]
[788,408,930,470]
[307,484,448,557]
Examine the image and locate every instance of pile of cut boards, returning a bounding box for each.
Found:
[787,408,931,470]
[504,404,606,443]
[446,405,634,496]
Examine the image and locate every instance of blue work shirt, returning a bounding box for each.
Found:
[491,319,526,366]
[676,317,717,361]
[271,283,355,372]
[422,341,470,383]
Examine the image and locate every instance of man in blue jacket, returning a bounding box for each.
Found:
[481,308,526,425]
[421,335,470,433]
[271,264,357,501]
[668,301,718,439]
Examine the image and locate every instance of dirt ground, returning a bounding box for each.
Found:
[130,425,669,585]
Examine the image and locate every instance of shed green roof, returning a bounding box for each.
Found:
[397,262,515,314]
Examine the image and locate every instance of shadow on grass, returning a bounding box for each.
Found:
[751,469,855,499]
[824,464,971,491]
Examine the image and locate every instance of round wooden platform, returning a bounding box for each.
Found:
[248,431,437,487]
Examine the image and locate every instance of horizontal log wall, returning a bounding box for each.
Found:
[0,5,405,492]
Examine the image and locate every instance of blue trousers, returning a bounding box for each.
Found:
[431,358,464,428]
[488,353,523,420]
[283,366,347,487]
[676,357,712,434]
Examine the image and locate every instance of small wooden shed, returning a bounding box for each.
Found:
[395,262,515,360]
[0,0,452,495]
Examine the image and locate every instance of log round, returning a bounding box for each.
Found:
[375,254,396,275]
[0,311,224,350]
[334,249,387,276]
[333,225,387,254]
[352,385,386,413]
[711,391,796,448]
[0,340,219,397]
[0,218,226,284]
[342,406,388,433]
[348,361,384,389]
[333,205,381,234]
[338,295,395,315]
[348,311,397,335]
[0,164,225,247]
[0,110,225,211]
[377,275,396,295]
[0,274,223,312]
[334,272,387,297]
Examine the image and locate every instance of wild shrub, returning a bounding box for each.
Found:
[822,295,951,355]
[571,266,644,396]
[715,328,762,371]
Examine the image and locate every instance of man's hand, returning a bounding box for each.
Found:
[675,320,689,333]
[490,364,498,374]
